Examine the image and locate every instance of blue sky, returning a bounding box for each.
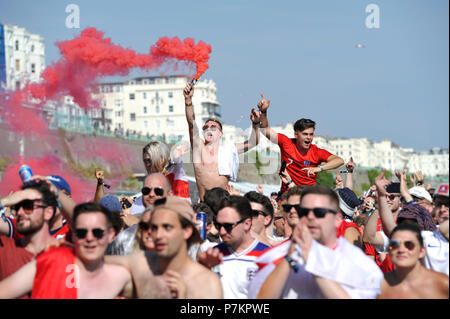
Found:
[1,0,448,151]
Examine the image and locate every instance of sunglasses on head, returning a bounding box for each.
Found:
[141,186,164,196]
[282,204,337,218]
[388,239,416,251]
[214,217,247,233]
[13,200,47,214]
[74,228,105,240]
[139,221,151,231]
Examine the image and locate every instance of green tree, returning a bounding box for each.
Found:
[316,171,334,188]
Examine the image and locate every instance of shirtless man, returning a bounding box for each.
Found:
[184,81,261,201]
[106,196,222,299]
[0,203,137,299]
[378,223,448,299]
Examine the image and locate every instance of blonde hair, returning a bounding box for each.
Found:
[142,141,170,173]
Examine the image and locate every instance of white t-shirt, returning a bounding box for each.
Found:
[214,239,270,299]
[247,238,383,299]
[378,230,449,276]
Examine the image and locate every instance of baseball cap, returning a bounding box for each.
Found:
[47,175,71,195]
[434,183,449,198]
[153,196,201,245]
[408,186,433,203]
[99,195,122,213]
[336,187,363,218]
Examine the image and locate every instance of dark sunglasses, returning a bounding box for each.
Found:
[273,216,284,221]
[252,209,267,217]
[282,204,337,218]
[387,194,400,200]
[143,158,152,164]
[139,221,151,231]
[74,228,105,239]
[13,200,47,214]
[141,186,164,196]
[214,217,247,233]
[202,125,218,131]
[388,239,416,251]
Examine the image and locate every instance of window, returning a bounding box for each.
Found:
[15,59,20,71]
[115,111,121,117]
[168,119,174,128]
[143,92,147,99]
[156,105,160,113]
[168,105,174,113]
[144,120,148,129]
[31,45,34,52]
[143,106,147,114]
[168,91,173,98]
[129,93,135,100]
[15,40,19,51]
[115,99,122,107]
[130,113,136,121]
[31,63,35,73]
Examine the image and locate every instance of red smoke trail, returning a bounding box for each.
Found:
[1,27,212,134]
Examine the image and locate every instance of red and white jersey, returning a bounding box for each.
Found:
[166,160,190,200]
[214,239,269,299]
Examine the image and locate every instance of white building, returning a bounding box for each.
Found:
[407,148,449,178]
[0,23,45,91]
[93,75,220,143]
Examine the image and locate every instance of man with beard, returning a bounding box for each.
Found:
[0,181,59,298]
[183,81,262,201]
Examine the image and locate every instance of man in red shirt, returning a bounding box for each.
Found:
[256,94,344,194]
[0,181,59,298]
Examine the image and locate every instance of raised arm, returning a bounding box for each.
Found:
[362,210,386,247]
[183,82,201,150]
[344,157,355,190]
[302,154,345,178]
[235,108,261,154]
[375,170,396,237]
[256,93,278,144]
[94,168,105,203]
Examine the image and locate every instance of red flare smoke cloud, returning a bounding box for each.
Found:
[1,27,212,134]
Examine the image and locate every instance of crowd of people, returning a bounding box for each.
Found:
[0,81,448,299]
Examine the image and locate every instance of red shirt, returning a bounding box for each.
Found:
[0,236,34,299]
[31,246,77,299]
[277,133,332,192]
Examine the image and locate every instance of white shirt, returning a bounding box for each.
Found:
[215,239,269,299]
[248,238,383,299]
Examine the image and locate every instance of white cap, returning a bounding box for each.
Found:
[408,186,433,203]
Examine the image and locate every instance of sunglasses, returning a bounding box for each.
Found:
[143,157,152,164]
[282,204,337,218]
[388,239,416,251]
[387,194,400,200]
[273,216,284,221]
[139,221,151,231]
[13,200,47,214]
[141,187,164,197]
[214,217,247,233]
[202,125,218,132]
[74,228,106,240]
[252,209,267,217]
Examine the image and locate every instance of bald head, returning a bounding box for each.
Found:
[142,173,172,208]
